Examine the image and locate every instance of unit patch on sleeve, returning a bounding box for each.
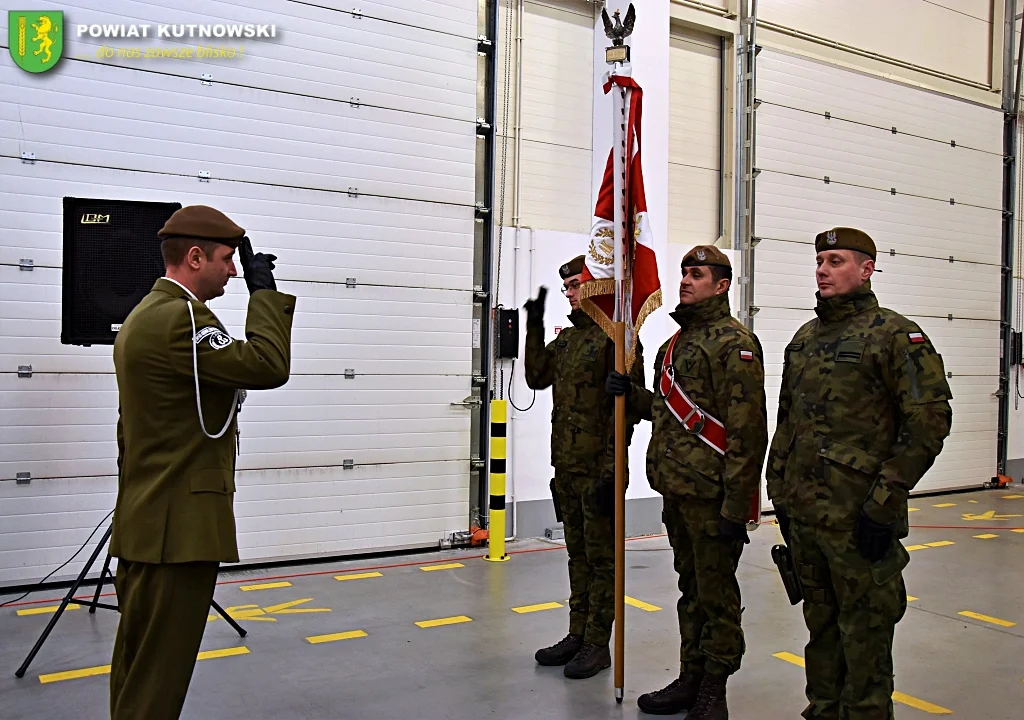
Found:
[194,326,234,350]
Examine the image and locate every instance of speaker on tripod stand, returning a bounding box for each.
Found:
[61,197,181,346]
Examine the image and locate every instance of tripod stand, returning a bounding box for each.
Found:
[15,523,246,678]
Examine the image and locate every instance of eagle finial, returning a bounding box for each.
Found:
[602,3,636,47]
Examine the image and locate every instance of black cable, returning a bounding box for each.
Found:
[0,509,114,608]
[508,357,536,412]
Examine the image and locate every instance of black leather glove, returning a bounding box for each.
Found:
[775,505,792,546]
[605,370,632,397]
[523,286,547,326]
[854,507,894,562]
[238,236,278,294]
[719,516,750,544]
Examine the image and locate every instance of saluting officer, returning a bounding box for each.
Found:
[109,205,296,720]
[523,255,645,680]
[767,227,952,720]
[608,246,767,719]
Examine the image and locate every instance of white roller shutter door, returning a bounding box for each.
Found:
[752,50,1003,504]
[668,27,721,247]
[0,0,480,585]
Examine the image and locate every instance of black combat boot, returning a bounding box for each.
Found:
[535,633,583,666]
[686,673,729,720]
[637,672,703,714]
[563,642,611,679]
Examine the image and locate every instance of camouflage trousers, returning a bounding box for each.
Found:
[789,520,909,720]
[663,495,745,677]
[553,471,615,646]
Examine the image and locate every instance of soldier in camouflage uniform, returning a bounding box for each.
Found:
[608,246,767,719]
[766,227,953,720]
[523,254,645,679]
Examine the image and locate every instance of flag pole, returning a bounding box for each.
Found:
[610,53,628,708]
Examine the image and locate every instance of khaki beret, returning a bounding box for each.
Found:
[681,245,731,270]
[559,255,585,279]
[814,227,876,261]
[158,205,246,248]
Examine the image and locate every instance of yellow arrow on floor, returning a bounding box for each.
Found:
[207,604,275,623]
[263,598,331,615]
[962,510,1023,521]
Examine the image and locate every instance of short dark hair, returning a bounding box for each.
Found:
[852,250,874,266]
[710,265,732,284]
[160,236,222,267]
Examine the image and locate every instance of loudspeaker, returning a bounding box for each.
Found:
[61,197,181,346]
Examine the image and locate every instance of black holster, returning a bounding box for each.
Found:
[550,478,563,522]
[772,544,803,605]
[595,480,614,519]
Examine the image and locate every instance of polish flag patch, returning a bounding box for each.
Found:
[739,350,754,361]
[908,332,926,344]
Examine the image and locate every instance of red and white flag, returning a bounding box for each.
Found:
[579,70,661,371]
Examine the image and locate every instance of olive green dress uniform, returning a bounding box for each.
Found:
[767,228,952,720]
[630,247,768,687]
[109,206,295,720]
[524,256,645,657]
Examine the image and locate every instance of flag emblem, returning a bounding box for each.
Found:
[908,332,925,344]
[739,350,754,362]
[8,11,64,73]
[579,69,662,372]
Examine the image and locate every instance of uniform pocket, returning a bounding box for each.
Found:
[870,541,910,586]
[190,468,233,494]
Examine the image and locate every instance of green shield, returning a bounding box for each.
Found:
[8,11,64,73]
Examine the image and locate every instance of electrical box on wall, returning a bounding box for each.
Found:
[496,308,519,358]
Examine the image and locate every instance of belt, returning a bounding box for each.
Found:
[659,331,727,456]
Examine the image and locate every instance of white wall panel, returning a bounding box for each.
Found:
[758,0,993,85]
[0,0,479,584]
[753,49,1002,499]
[495,0,595,233]
[668,28,720,246]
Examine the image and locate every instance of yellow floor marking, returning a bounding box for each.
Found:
[907,507,921,512]
[39,647,248,684]
[1002,495,1024,499]
[207,604,275,622]
[924,541,955,548]
[17,603,80,616]
[196,647,250,661]
[39,664,111,684]
[932,503,956,508]
[963,510,1022,521]
[958,611,1016,628]
[512,602,563,614]
[974,534,999,539]
[1013,529,1024,534]
[968,500,980,504]
[306,630,368,644]
[907,596,919,602]
[891,691,953,715]
[240,581,292,591]
[335,572,383,581]
[625,596,662,612]
[773,653,951,714]
[420,563,464,572]
[905,545,928,551]
[415,615,472,629]
[262,598,330,615]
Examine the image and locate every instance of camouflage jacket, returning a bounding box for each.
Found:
[765,284,953,536]
[525,308,645,478]
[631,294,768,524]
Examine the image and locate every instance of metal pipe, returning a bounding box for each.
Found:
[512,0,525,227]
[718,35,726,241]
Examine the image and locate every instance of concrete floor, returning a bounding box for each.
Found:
[2,487,1024,719]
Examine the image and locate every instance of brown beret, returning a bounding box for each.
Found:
[814,227,876,261]
[681,245,731,270]
[158,205,245,248]
[559,255,585,279]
